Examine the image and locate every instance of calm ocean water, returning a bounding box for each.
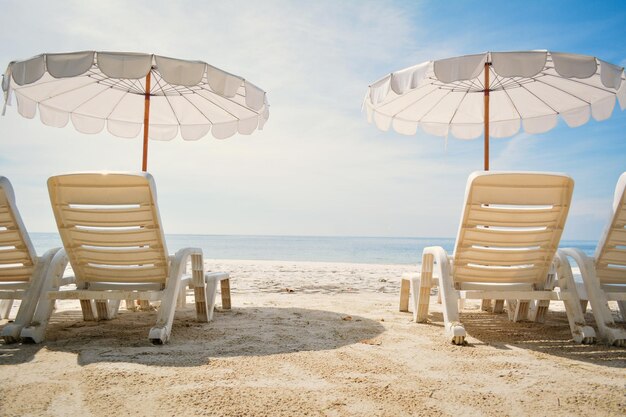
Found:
[29,233,596,265]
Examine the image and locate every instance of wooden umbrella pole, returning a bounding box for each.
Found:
[142,71,152,172]
[484,62,490,171]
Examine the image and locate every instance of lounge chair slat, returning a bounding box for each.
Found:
[74,247,166,264]
[455,249,550,265]
[50,182,152,205]
[454,265,544,283]
[61,206,154,227]
[467,206,562,227]
[463,228,554,246]
[597,248,626,266]
[0,267,33,281]
[470,187,570,206]
[0,250,33,263]
[0,229,23,245]
[81,265,166,283]
[65,228,162,247]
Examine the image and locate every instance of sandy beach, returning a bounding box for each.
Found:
[1,259,624,417]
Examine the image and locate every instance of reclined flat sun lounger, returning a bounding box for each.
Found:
[558,172,626,346]
[0,177,65,343]
[20,172,230,344]
[399,171,595,345]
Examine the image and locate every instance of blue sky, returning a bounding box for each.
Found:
[0,0,625,239]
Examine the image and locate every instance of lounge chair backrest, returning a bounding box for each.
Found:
[47,173,169,286]
[452,172,573,287]
[0,177,37,283]
[594,172,626,285]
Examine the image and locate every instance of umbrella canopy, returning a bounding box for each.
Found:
[364,51,626,170]
[2,51,270,171]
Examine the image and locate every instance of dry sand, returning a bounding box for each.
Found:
[1,259,625,417]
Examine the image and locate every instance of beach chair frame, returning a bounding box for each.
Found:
[20,172,230,344]
[400,171,596,345]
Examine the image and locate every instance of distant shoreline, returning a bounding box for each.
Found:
[28,232,597,266]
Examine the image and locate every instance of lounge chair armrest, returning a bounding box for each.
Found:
[422,246,452,282]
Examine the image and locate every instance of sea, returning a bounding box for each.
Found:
[29,233,596,265]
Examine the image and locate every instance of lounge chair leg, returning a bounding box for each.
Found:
[531,300,550,323]
[493,300,505,313]
[191,254,209,322]
[431,252,465,345]
[138,300,151,311]
[220,279,231,310]
[177,285,187,309]
[80,300,97,321]
[2,249,61,343]
[555,252,596,344]
[399,278,410,312]
[398,276,421,319]
[506,299,531,322]
[416,254,434,323]
[506,300,517,321]
[515,300,530,322]
[95,300,107,319]
[205,278,221,321]
[20,250,69,343]
[616,301,626,322]
[96,300,120,320]
[0,300,14,319]
[481,299,492,312]
[149,265,186,345]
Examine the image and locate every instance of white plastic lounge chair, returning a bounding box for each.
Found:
[558,172,626,346]
[399,171,595,345]
[0,177,66,343]
[20,172,230,345]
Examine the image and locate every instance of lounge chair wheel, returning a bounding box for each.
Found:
[447,322,466,345]
[571,326,596,344]
[148,325,169,345]
[2,335,18,344]
[452,335,465,345]
[1,323,22,344]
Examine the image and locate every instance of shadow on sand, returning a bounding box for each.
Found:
[0,306,385,367]
[426,310,626,368]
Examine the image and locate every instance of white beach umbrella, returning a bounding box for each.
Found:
[364,51,626,170]
[2,51,270,171]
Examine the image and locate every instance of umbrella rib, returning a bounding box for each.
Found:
[501,86,524,121]
[196,88,241,120]
[105,91,134,120]
[32,79,101,103]
[180,94,215,124]
[175,84,220,124]
[417,89,455,122]
[152,71,184,127]
[196,86,260,117]
[517,83,559,114]
[531,77,592,105]
[389,87,442,118]
[62,84,118,114]
[539,72,616,95]
[374,81,438,107]
[446,90,470,125]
